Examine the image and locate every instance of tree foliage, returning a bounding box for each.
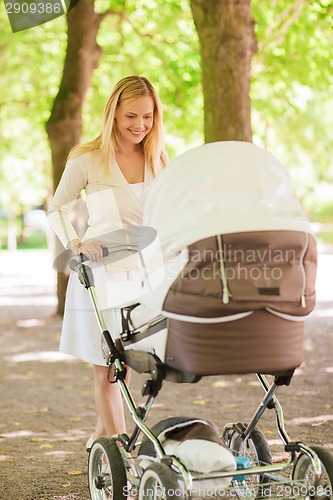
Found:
[0,0,332,225]
[251,0,333,203]
[0,9,66,211]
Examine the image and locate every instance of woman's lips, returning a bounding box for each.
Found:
[129,129,145,137]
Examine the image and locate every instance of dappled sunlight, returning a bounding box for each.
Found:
[313,307,333,318]
[44,450,75,456]
[316,254,333,302]
[0,295,56,306]
[287,414,333,425]
[0,250,55,281]
[1,428,90,447]
[16,318,48,328]
[268,439,286,446]
[1,429,88,442]
[4,351,77,363]
[1,429,35,439]
[267,439,333,457]
[303,340,314,351]
[0,251,56,310]
[52,430,89,443]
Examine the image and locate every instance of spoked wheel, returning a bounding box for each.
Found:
[292,445,333,499]
[138,462,186,500]
[88,437,127,500]
[225,424,272,499]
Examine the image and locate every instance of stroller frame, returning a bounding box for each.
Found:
[70,246,332,499]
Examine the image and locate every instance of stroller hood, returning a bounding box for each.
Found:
[140,141,315,314]
[142,141,313,255]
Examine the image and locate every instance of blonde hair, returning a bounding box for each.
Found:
[68,76,167,175]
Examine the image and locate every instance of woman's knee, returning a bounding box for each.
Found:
[93,363,129,389]
[93,365,114,388]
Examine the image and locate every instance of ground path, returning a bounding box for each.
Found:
[0,248,332,499]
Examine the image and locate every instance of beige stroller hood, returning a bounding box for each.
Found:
[143,141,313,253]
[140,141,315,315]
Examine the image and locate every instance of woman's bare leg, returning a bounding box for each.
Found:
[93,364,131,439]
[93,415,106,439]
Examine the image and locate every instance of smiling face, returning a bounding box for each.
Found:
[114,95,154,149]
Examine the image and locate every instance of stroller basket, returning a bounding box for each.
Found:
[164,311,303,375]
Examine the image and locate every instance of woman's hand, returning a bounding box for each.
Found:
[67,239,107,262]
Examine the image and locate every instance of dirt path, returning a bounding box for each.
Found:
[0,249,332,500]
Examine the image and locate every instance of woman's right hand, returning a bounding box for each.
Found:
[67,239,107,262]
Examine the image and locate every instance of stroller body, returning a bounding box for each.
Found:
[70,142,332,499]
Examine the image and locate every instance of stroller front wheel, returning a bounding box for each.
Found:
[88,437,127,499]
[138,462,187,500]
[292,445,333,499]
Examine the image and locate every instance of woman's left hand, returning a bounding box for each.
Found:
[79,240,107,262]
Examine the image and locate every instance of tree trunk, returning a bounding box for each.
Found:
[191,0,257,143]
[46,0,103,315]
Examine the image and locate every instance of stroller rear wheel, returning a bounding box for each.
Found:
[88,437,127,499]
[138,462,187,500]
[225,424,272,499]
[292,445,333,499]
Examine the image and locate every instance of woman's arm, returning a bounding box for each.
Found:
[48,154,107,262]
[48,156,88,249]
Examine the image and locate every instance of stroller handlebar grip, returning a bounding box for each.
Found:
[68,246,110,273]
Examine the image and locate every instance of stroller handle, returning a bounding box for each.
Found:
[69,244,140,273]
[68,246,110,273]
[68,244,140,288]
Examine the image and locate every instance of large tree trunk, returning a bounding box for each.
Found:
[191,0,257,142]
[46,0,103,315]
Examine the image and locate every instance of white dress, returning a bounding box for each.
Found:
[48,150,154,365]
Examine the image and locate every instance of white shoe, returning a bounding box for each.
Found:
[86,434,95,452]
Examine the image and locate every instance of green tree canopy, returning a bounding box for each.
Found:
[1,0,332,222]
[251,0,333,210]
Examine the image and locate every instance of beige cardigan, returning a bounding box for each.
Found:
[48,150,155,248]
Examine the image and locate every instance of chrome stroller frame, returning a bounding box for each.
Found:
[69,246,333,500]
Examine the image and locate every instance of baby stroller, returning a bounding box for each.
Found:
[69,142,333,499]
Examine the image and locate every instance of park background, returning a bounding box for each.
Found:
[1,0,333,259]
[0,1,333,499]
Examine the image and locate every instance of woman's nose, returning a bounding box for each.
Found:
[134,117,144,128]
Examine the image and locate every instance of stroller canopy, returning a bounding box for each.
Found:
[143,141,313,256]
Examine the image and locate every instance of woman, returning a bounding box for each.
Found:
[48,75,168,449]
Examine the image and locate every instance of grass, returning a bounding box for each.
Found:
[316,231,333,246]
[1,231,48,250]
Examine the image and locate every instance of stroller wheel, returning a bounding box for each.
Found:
[88,437,127,499]
[292,445,333,499]
[226,424,272,499]
[138,462,187,500]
